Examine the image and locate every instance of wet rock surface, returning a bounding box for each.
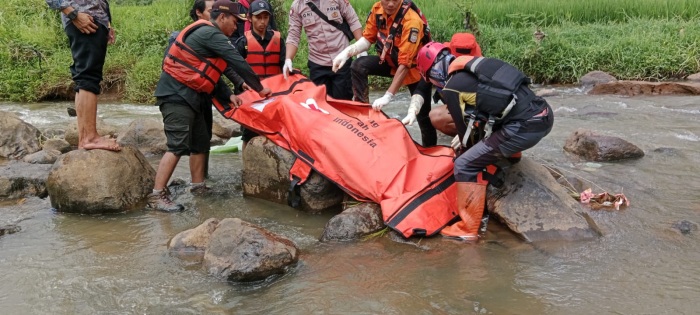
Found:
[116,118,167,155]
[589,80,700,96]
[320,203,385,242]
[46,146,155,214]
[42,138,72,153]
[580,71,617,86]
[0,161,52,199]
[672,220,697,235]
[487,158,602,242]
[564,129,644,161]
[203,218,298,282]
[22,149,61,164]
[0,224,21,236]
[242,137,345,213]
[0,111,42,159]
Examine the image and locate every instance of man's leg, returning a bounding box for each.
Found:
[409,80,437,146]
[350,55,390,103]
[66,23,120,151]
[430,105,457,136]
[154,152,181,191]
[329,60,354,100]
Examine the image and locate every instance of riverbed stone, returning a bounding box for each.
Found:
[589,80,700,96]
[46,146,155,214]
[168,218,220,255]
[0,111,42,160]
[580,71,617,86]
[242,137,345,213]
[213,114,242,139]
[42,138,71,153]
[486,158,602,242]
[672,220,697,235]
[563,129,644,161]
[320,203,385,242]
[116,118,167,155]
[0,161,52,199]
[0,224,21,236]
[63,118,119,147]
[687,72,700,82]
[22,149,61,164]
[203,218,298,282]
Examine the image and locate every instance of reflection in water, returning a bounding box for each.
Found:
[1,92,699,314]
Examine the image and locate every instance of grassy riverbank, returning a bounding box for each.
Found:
[1,0,698,103]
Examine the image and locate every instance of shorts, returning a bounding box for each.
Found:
[160,101,210,156]
[65,22,109,94]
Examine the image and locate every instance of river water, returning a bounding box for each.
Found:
[0,89,699,314]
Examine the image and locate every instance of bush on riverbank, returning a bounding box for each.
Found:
[1,0,699,103]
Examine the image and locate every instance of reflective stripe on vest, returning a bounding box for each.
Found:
[163,20,228,94]
[245,30,282,78]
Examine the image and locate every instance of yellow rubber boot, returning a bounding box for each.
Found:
[440,182,487,241]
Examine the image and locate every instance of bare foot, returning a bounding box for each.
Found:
[80,137,121,151]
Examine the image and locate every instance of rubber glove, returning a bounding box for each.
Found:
[401,94,424,125]
[451,135,462,151]
[282,59,293,79]
[372,91,393,111]
[357,51,368,58]
[332,37,371,72]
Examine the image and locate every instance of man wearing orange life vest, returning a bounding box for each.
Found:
[332,0,436,146]
[149,0,272,212]
[234,0,286,149]
[416,42,554,240]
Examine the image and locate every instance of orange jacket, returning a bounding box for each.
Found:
[362,2,424,86]
[163,20,227,94]
[244,30,282,78]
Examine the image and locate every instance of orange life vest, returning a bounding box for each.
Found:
[163,20,228,94]
[214,74,459,238]
[244,30,282,78]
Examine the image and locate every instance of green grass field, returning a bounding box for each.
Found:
[1,0,698,103]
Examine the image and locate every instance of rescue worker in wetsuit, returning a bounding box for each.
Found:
[234,0,286,150]
[416,42,554,240]
[149,0,272,212]
[331,0,436,146]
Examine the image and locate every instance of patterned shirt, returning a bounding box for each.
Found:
[45,0,111,29]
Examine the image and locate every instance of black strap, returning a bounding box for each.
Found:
[305,2,354,41]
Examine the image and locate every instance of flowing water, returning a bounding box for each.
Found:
[0,89,699,314]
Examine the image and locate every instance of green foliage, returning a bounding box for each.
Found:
[1,0,699,102]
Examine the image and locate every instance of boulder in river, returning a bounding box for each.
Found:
[0,111,42,159]
[564,129,644,161]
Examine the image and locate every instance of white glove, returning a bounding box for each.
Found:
[451,135,462,151]
[283,59,293,79]
[357,51,368,58]
[401,94,424,125]
[332,37,371,72]
[372,91,394,111]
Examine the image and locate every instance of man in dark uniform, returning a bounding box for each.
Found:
[149,0,271,211]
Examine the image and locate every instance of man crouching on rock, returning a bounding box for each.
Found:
[149,0,271,212]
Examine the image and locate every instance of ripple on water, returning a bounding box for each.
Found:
[674,132,700,142]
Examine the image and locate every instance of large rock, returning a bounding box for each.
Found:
[487,158,601,242]
[563,129,644,161]
[589,80,700,96]
[116,118,167,155]
[0,161,52,199]
[0,111,42,159]
[242,137,345,213]
[203,218,298,282]
[579,71,617,86]
[63,118,119,147]
[168,218,220,255]
[320,203,385,242]
[46,146,155,214]
[686,72,700,82]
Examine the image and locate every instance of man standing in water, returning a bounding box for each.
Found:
[150,0,271,211]
[45,0,120,151]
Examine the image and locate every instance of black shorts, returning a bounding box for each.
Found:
[160,101,211,156]
[65,22,109,94]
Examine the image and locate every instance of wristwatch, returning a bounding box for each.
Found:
[66,10,78,21]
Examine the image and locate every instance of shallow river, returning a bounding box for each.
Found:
[0,88,699,314]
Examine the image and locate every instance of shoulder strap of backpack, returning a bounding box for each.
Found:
[305,2,354,41]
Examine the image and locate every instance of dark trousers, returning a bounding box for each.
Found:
[350,55,437,146]
[65,23,109,94]
[308,59,353,100]
[454,103,553,182]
